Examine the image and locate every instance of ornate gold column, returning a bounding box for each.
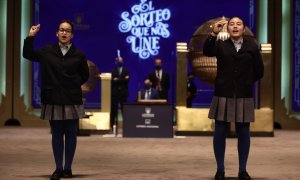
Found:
[176,42,188,107]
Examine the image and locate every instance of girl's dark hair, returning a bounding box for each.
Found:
[57,19,74,33]
[227,16,245,28]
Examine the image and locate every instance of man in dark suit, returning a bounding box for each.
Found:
[148,58,170,100]
[140,77,160,100]
[187,72,197,107]
[110,56,130,129]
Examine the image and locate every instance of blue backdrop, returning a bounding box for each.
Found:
[32,0,256,108]
[293,0,300,112]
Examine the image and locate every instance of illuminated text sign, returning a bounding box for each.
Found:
[118,0,171,59]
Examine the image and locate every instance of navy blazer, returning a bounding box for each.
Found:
[22,36,89,105]
[111,66,130,98]
[203,36,264,98]
[140,88,160,100]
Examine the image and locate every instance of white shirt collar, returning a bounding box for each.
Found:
[231,38,243,52]
[231,38,243,45]
[59,43,72,50]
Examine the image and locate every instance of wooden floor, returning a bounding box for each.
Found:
[0,127,299,180]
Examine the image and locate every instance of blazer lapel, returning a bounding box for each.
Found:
[225,39,238,54]
[54,44,63,57]
[238,38,250,53]
[54,43,75,57]
[113,68,119,77]
[66,44,76,56]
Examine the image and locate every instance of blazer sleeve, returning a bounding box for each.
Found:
[203,35,218,57]
[140,89,145,100]
[252,45,264,81]
[22,36,40,62]
[80,56,90,85]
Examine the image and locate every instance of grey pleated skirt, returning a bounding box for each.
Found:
[40,104,85,120]
[208,96,255,122]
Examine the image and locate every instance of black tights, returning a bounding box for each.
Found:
[49,120,78,170]
[213,120,250,172]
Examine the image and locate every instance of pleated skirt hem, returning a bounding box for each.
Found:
[208,96,255,123]
[40,104,85,120]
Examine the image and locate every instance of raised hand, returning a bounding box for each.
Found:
[29,24,41,37]
[211,19,227,36]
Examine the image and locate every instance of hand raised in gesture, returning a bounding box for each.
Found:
[211,19,227,36]
[29,24,40,37]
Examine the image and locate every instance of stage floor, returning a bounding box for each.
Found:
[0,127,299,180]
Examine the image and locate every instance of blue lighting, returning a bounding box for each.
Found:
[119,0,171,59]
